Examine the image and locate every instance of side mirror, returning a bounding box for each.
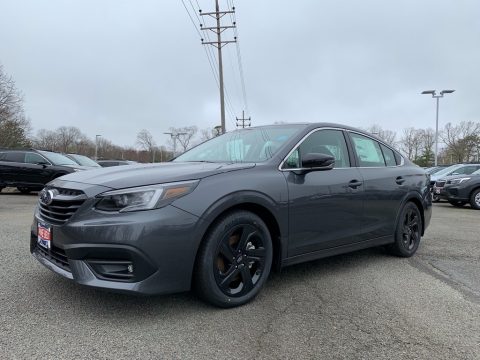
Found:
[36,161,49,167]
[451,172,459,176]
[293,153,335,175]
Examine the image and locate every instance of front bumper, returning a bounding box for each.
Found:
[444,185,470,202]
[31,203,203,295]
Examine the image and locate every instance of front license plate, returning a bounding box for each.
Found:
[37,222,52,250]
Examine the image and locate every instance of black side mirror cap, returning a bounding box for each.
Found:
[293,153,335,175]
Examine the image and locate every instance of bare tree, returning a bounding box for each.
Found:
[136,129,157,162]
[0,64,31,147]
[56,126,83,153]
[400,128,423,161]
[366,124,397,146]
[200,128,215,142]
[169,126,198,153]
[441,121,480,163]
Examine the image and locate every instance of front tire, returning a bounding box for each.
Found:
[388,202,423,257]
[194,211,273,308]
[470,189,480,210]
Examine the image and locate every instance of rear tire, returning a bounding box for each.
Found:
[387,202,423,257]
[448,200,466,207]
[194,211,273,308]
[470,189,480,210]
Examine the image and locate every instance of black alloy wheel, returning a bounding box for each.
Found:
[388,202,422,257]
[194,211,273,308]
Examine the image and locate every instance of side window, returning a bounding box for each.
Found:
[5,152,26,163]
[284,129,350,169]
[350,133,385,167]
[380,144,397,166]
[284,148,300,168]
[25,152,47,164]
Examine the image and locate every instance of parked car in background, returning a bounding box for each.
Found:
[31,123,431,307]
[444,169,480,209]
[430,164,480,202]
[97,160,138,167]
[425,165,449,175]
[0,149,88,193]
[65,154,101,168]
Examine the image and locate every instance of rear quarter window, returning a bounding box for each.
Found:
[4,152,25,163]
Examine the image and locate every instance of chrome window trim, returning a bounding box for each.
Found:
[278,127,352,172]
[346,130,405,168]
[278,127,405,172]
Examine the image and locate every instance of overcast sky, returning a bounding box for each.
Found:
[1,0,479,147]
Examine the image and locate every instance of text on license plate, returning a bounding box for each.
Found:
[37,223,52,249]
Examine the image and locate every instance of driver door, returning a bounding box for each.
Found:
[283,129,366,257]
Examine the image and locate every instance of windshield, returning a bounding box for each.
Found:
[68,154,100,167]
[39,151,79,166]
[472,169,480,175]
[174,125,305,163]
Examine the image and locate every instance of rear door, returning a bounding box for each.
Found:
[0,151,27,185]
[23,152,54,185]
[347,132,408,239]
[284,128,366,257]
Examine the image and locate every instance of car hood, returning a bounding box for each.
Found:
[60,164,95,171]
[444,173,480,182]
[54,162,256,189]
[436,173,479,182]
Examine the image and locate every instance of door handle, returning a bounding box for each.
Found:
[348,180,363,189]
[396,176,406,185]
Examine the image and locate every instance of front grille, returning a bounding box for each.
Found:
[38,187,87,224]
[36,244,71,272]
[435,181,446,187]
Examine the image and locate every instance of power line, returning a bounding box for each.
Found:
[181,0,239,131]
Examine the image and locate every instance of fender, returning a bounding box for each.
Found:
[394,189,429,235]
[188,190,289,264]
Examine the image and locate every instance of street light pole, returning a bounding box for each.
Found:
[95,134,102,161]
[421,89,455,166]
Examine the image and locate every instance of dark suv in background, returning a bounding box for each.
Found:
[444,169,480,209]
[0,149,87,193]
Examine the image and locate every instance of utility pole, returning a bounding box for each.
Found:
[164,132,187,158]
[236,110,251,128]
[200,1,236,135]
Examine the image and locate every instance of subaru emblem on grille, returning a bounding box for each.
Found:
[39,189,55,206]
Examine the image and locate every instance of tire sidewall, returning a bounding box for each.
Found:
[394,203,422,257]
[470,189,480,210]
[196,211,273,307]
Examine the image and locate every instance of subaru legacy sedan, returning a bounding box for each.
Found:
[31,123,431,307]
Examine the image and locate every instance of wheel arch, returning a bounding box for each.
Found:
[191,192,285,286]
[396,192,426,236]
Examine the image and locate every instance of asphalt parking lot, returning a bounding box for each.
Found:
[0,191,479,359]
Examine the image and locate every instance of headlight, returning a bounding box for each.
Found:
[449,177,471,185]
[95,180,199,212]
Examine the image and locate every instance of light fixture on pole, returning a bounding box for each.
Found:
[95,134,102,161]
[421,89,455,166]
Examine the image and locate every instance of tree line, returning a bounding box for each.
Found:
[1,64,479,165]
